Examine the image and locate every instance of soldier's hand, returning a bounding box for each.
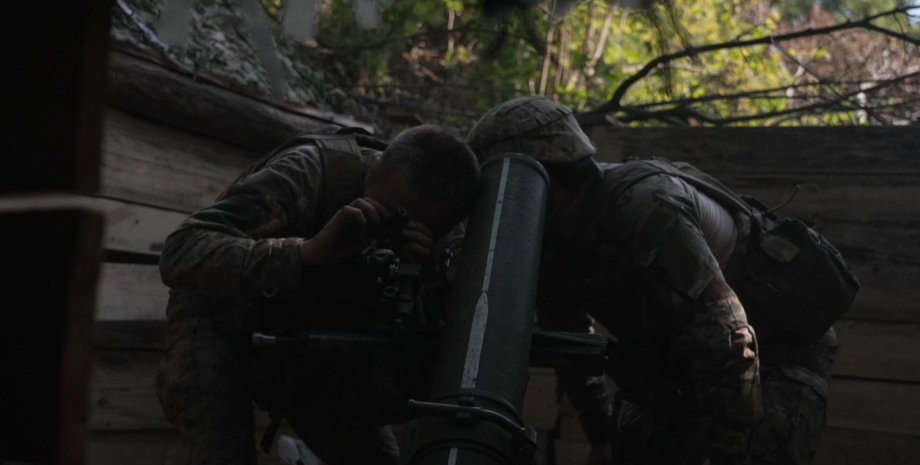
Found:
[300,197,390,264]
[398,220,434,264]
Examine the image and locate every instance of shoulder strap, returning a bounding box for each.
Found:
[608,157,764,234]
[648,158,755,217]
[310,133,362,154]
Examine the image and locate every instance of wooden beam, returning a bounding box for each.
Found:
[88,348,560,440]
[718,174,920,223]
[6,0,111,195]
[0,194,185,256]
[1,208,105,465]
[88,429,293,465]
[523,368,561,431]
[94,321,166,351]
[815,222,919,324]
[827,378,920,436]
[96,264,168,321]
[589,126,920,175]
[815,427,920,465]
[101,109,257,212]
[93,255,919,336]
[97,197,186,255]
[107,51,371,155]
[834,321,920,383]
[89,350,272,431]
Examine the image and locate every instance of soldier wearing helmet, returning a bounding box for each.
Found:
[466,96,842,465]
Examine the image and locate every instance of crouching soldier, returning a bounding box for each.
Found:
[466,96,858,465]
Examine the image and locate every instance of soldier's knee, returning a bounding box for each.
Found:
[752,377,826,465]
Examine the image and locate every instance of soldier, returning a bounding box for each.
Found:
[156,125,480,465]
[466,96,854,465]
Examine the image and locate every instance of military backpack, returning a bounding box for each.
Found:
[613,158,860,341]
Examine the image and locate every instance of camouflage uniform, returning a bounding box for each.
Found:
[467,96,838,465]
[156,135,409,465]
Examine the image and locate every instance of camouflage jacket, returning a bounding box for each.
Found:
[538,160,762,462]
[158,137,382,335]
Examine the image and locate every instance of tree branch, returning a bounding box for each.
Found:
[591,6,918,116]
[626,80,892,110]
[614,70,920,126]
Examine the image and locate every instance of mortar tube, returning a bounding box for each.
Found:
[402,153,549,465]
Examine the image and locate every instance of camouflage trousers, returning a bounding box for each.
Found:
[612,327,838,465]
[156,316,401,465]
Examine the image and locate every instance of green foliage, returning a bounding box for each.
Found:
[261,0,919,126]
[261,0,284,19]
[778,0,912,21]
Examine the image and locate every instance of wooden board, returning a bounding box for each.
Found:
[88,351,563,435]
[107,51,370,155]
[834,321,920,383]
[96,264,168,321]
[523,368,561,431]
[716,174,920,223]
[87,429,294,465]
[91,270,920,382]
[98,197,186,256]
[101,110,257,212]
[589,126,920,174]
[0,194,183,257]
[550,427,920,465]
[89,350,271,431]
[94,320,166,351]
[826,378,920,436]
[815,427,920,465]
[1,208,105,465]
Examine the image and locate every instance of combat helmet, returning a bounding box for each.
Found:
[466,96,596,164]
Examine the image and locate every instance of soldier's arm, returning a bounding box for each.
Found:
[677,277,761,465]
[613,175,761,463]
[159,148,322,297]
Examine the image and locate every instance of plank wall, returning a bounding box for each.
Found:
[86,112,919,464]
[582,125,920,465]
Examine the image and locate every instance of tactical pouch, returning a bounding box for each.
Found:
[735,216,860,341]
[610,158,860,341]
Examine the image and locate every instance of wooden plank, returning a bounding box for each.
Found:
[816,222,920,323]
[89,384,171,430]
[89,350,169,430]
[96,264,168,321]
[0,194,184,256]
[834,321,920,383]
[94,320,166,351]
[826,378,920,436]
[97,197,185,255]
[589,126,920,174]
[717,174,920,223]
[523,368,560,431]
[91,252,920,326]
[1,208,105,465]
[92,317,920,386]
[580,171,920,323]
[815,427,920,465]
[89,350,272,431]
[88,429,293,465]
[6,1,109,195]
[107,51,371,155]
[101,109,257,212]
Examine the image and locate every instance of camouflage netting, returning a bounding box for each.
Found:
[111,0,379,128]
